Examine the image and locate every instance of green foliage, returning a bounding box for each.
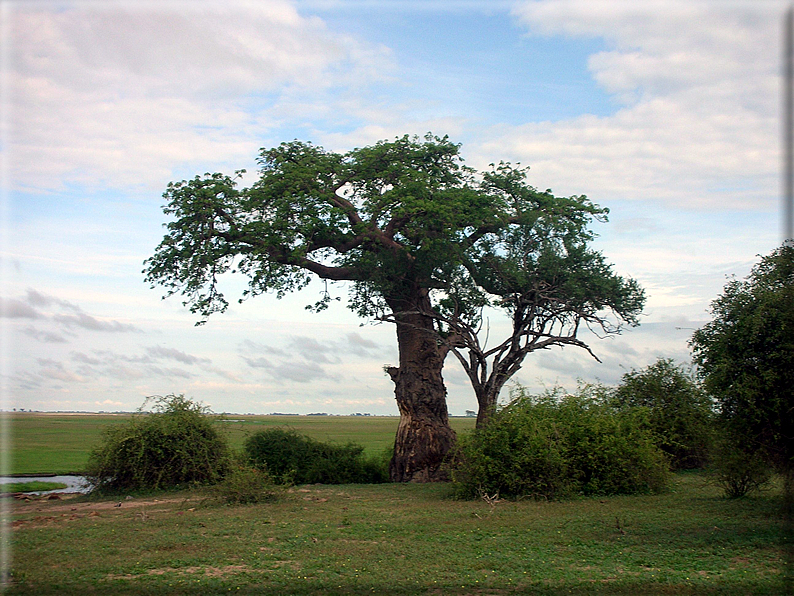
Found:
[210,463,283,505]
[143,134,486,321]
[691,245,794,472]
[612,358,714,469]
[707,437,772,499]
[243,428,388,485]
[84,394,231,492]
[144,133,644,389]
[143,133,646,477]
[450,386,670,500]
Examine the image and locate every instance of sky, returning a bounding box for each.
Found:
[0,0,787,415]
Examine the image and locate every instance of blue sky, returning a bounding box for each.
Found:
[0,0,786,415]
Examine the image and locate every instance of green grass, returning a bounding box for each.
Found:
[0,481,68,493]
[7,473,789,595]
[4,413,790,594]
[3,413,477,475]
[4,414,131,474]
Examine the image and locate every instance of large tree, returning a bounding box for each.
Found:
[690,245,794,472]
[145,134,642,481]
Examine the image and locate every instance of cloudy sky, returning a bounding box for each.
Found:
[0,0,786,415]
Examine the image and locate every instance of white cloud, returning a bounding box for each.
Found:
[488,0,782,211]
[3,0,395,192]
[95,399,128,408]
[145,345,210,365]
[2,289,142,335]
[0,297,40,318]
[346,332,379,355]
[289,335,343,364]
[242,356,274,369]
[25,289,81,311]
[146,365,194,380]
[239,340,288,356]
[36,358,86,383]
[238,333,385,383]
[21,325,69,343]
[71,351,102,365]
[273,361,332,383]
[318,117,468,154]
[53,311,141,333]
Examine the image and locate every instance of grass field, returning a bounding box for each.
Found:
[0,481,67,494]
[6,473,790,595]
[4,412,791,594]
[2,413,477,475]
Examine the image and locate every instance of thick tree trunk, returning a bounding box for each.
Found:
[386,296,456,482]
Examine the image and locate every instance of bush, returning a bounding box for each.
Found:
[450,386,670,500]
[244,428,388,485]
[85,394,231,493]
[708,437,772,498]
[211,463,283,505]
[612,359,714,469]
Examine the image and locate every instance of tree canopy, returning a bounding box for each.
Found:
[690,245,794,472]
[145,134,644,480]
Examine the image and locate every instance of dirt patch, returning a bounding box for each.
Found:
[13,515,58,530]
[105,564,258,581]
[13,495,197,515]
[11,510,106,529]
[105,561,298,582]
[204,565,249,578]
[11,494,202,529]
[428,590,512,596]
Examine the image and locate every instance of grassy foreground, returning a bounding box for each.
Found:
[6,473,790,595]
[0,481,67,494]
[2,413,477,475]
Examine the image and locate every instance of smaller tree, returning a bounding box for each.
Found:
[690,245,794,473]
[433,163,645,428]
[612,358,713,469]
[85,394,231,492]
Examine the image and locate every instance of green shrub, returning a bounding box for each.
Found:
[243,428,388,485]
[450,386,670,500]
[612,358,714,469]
[85,394,231,493]
[211,463,283,505]
[708,437,772,498]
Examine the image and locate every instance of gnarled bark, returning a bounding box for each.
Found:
[386,295,456,482]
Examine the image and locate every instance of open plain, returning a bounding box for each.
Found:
[3,413,790,595]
